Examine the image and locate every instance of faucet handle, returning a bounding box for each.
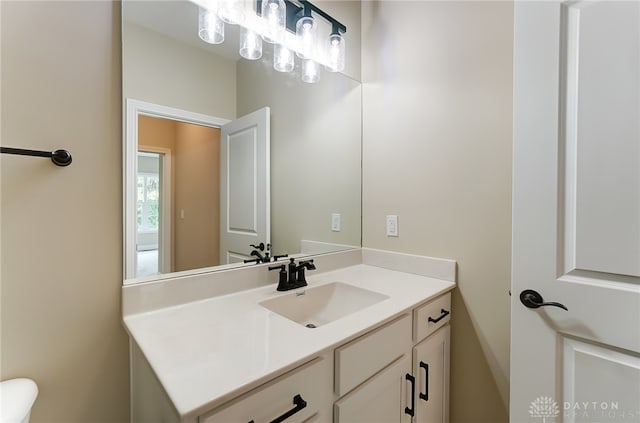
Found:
[269,264,289,291]
[295,259,316,284]
[268,264,285,272]
[299,259,315,269]
[272,254,288,262]
[250,242,265,251]
[243,257,261,264]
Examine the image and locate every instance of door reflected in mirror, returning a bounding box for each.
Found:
[123,0,362,284]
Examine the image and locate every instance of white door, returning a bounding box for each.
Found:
[511,2,640,422]
[220,107,270,264]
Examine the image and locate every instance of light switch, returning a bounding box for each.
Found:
[331,213,341,232]
[386,215,398,236]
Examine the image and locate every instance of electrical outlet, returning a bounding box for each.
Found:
[331,213,341,232]
[386,215,398,236]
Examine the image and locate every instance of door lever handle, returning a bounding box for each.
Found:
[519,289,568,311]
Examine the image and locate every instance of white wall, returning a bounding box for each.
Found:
[361,2,513,421]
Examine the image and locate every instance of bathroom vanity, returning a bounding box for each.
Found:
[122,249,456,422]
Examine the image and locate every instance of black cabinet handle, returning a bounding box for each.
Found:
[428,308,450,324]
[404,373,415,417]
[519,289,568,311]
[269,394,307,423]
[419,361,429,401]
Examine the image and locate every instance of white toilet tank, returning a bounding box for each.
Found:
[0,378,38,423]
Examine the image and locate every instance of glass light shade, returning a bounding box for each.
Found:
[301,59,320,83]
[325,33,345,72]
[218,0,245,25]
[295,16,316,59]
[273,43,294,72]
[261,0,285,43]
[198,7,224,44]
[240,27,262,60]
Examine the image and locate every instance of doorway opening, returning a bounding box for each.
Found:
[136,151,162,276]
[138,115,222,275]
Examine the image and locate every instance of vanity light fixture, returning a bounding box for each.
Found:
[198,5,224,44]
[261,0,286,43]
[295,4,315,59]
[218,0,246,24]
[326,30,345,72]
[301,58,320,83]
[274,43,295,72]
[240,26,262,59]
[193,0,346,82]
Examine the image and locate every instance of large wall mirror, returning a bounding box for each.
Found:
[122,0,362,284]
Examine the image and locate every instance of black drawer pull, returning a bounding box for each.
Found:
[428,308,450,324]
[270,394,307,423]
[404,373,415,417]
[419,361,429,401]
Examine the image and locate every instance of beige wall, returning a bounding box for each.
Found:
[237,61,362,255]
[0,1,129,422]
[122,21,237,120]
[174,122,220,271]
[361,2,513,422]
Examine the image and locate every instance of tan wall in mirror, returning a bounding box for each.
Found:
[174,123,221,271]
[123,21,237,119]
[362,1,513,422]
[138,117,221,273]
[0,1,129,422]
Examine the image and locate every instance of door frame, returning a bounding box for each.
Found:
[124,98,229,281]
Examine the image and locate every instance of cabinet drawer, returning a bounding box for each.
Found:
[335,314,412,396]
[413,293,451,343]
[201,357,331,423]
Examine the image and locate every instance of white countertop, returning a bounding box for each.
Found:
[123,262,455,420]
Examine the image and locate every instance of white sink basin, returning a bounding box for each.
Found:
[259,282,389,328]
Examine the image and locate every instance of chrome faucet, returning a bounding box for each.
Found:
[269,258,316,291]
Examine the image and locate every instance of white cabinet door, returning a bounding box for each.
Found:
[511,1,640,421]
[412,325,450,423]
[334,355,413,423]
